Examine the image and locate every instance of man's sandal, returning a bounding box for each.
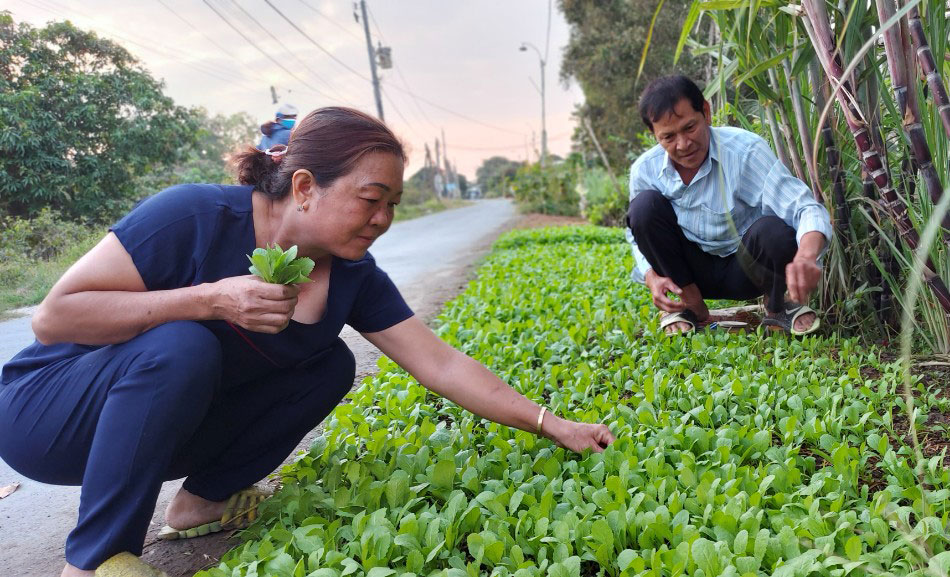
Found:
[659,309,700,334]
[760,302,820,336]
[156,487,269,541]
[95,552,168,577]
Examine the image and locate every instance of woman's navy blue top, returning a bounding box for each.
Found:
[1,184,413,386]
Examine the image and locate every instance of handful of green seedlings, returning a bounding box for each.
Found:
[247,244,315,284]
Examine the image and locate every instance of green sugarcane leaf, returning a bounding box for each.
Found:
[736,46,795,86]
[674,2,701,65]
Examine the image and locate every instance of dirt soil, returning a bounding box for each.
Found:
[140,213,560,576]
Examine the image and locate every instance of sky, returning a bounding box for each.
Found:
[5,0,585,180]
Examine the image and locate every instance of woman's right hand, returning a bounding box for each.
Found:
[544,415,615,453]
[209,275,299,333]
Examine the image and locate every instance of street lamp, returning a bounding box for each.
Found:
[519,42,547,167]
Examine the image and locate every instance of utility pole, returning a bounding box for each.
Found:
[434,139,445,197]
[519,42,547,166]
[359,0,384,121]
[442,128,456,197]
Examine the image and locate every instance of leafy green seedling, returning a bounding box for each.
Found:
[247,244,315,284]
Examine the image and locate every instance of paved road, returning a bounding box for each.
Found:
[0,198,516,577]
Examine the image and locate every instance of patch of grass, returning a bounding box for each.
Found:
[0,220,105,315]
[394,198,471,223]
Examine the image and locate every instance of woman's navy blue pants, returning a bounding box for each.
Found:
[0,321,355,570]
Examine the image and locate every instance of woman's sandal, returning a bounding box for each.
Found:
[95,552,168,577]
[156,487,269,541]
[659,309,700,334]
[760,302,821,336]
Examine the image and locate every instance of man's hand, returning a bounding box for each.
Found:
[786,256,821,305]
[644,269,685,312]
[786,231,825,304]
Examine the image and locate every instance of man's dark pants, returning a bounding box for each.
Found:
[627,190,798,314]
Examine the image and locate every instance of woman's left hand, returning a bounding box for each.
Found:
[544,416,615,453]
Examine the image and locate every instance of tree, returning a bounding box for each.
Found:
[192,108,259,161]
[0,14,196,220]
[558,0,704,170]
[475,156,524,197]
[133,109,259,194]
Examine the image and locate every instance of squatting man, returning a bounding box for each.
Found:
[625,75,833,335]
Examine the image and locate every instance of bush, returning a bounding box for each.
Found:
[131,155,235,203]
[0,208,95,262]
[510,162,580,216]
[0,209,104,311]
[580,167,627,227]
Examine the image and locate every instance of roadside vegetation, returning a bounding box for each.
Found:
[200,226,950,577]
[0,14,468,316]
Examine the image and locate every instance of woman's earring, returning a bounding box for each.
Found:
[296,205,303,212]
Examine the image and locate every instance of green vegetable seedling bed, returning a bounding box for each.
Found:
[201,226,950,577]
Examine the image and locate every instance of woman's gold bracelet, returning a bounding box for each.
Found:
[536,407,546,435]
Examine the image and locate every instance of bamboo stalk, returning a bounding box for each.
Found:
[811,63,850,241]
[802,0,950,315]
[907,4,950,139]
[783,58,822,199]
[877,0,950,234]
[767,68,808,183]
[876,0,910,113]
[899,5,920,115]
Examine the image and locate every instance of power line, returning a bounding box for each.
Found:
[201,0,337,101]
[386,84,525,136]
[156,0,235,61]
[16,0,260,92]
[296,0,362,41]
[156,0,314,103]
[264,0,372,83]
[225,0,344,100]
[380,86,425,141]
[268,0,524,137]
[449,132,569,152]
[366,5,438,131]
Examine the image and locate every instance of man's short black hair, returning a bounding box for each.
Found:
[639,75,705,131]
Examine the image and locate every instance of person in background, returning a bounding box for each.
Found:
[257,102,298,150]
[626,75,832,335]
[0,106,614,577]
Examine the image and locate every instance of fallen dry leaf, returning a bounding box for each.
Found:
[0,482,20,499]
